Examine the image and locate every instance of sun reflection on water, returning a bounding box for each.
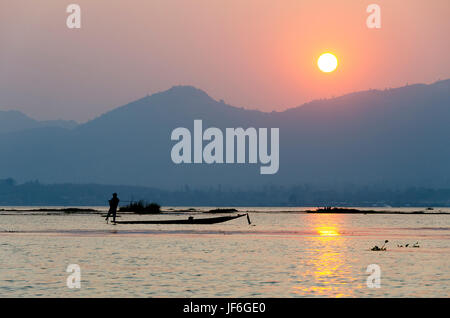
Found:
[292,215,362,297]
[317,226,340,237]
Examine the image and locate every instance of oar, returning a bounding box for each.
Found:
[246,213,252,225]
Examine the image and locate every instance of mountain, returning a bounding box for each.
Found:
[1,80,449,189]
[0,110,78,133]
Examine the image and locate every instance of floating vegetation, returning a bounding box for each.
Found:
[0,208,99,213]
[306,207,449,215]
[118,201,161,214]
[371,240,389,251]
[1,228,17,233]
[207,208,239,213]
[173,208,199,212]
[397,241,420,248]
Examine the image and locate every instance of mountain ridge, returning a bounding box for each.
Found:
[3,79,448,130]
[0,109,78,134]
[1,79,449,189]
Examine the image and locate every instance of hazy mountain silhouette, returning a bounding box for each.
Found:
[1,80,449,188]
[0,110,78,133]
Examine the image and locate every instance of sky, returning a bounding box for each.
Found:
[0,0,449,122]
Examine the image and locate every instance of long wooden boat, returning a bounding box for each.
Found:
[115,213,249,225]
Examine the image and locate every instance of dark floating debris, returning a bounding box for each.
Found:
[173,208,199,212]
[206,208,239,214]
[306,207,449,215]
[397,241,420,248]
[0,208,99,213]
[371,240,389,251]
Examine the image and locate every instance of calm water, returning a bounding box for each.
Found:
[0,207,449,297]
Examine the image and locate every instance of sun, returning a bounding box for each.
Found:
[318,53,338,73]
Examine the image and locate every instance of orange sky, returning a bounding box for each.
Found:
[0,0,449,121]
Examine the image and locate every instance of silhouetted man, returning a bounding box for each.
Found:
[105,193,120,223]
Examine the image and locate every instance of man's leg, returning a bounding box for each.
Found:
[105,209,112,221]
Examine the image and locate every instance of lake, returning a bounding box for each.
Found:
[0,207,449,297]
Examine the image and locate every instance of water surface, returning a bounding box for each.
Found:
[1,207,449,297]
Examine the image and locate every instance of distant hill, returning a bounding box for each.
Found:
[1,80,449,189]
[0,110,77,133]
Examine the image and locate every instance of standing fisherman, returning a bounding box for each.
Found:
[105,193,120,223]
